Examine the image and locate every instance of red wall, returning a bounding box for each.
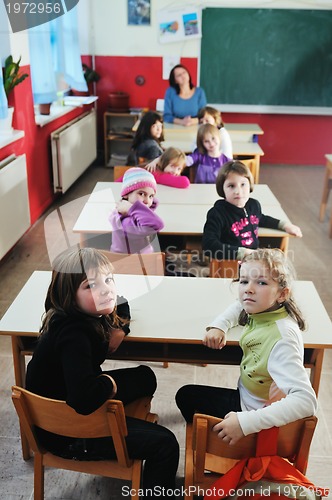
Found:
[93,55,330,166]
[0,65,88,224]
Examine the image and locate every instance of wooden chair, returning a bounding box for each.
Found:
[209,258,239,279]
[239,157,259,183]
[184,413,318,500]
[12,385,158,500]
[113,165,132,181]
[100,250,165,276]
[113,161,148,181]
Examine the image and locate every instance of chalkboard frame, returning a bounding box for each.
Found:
[200,8,332,111]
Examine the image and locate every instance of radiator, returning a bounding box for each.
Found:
[0,154,30,260]
[51,109,97,194]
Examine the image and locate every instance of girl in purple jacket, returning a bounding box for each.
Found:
[109,167,164,254]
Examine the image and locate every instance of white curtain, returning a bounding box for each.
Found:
[0,72,8,118]
[28,6,87,104]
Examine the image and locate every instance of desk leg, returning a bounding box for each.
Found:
[80,233,88,248]
[309,349,324,396]
[319,165,332,221]
[11,337,31,460]
[280,236,289,255]
[254,154,260,184]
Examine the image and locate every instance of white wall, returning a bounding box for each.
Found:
[83,0,332,57]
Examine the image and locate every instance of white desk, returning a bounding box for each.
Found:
[161,139,264,158]
[161,122,264,143]
[1,271,330,394]
[73,201,291,252]
[89,182,281,207]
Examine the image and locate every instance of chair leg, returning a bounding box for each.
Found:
[131,460,143,500]
[34,453,44,500]
[184,424,194,500]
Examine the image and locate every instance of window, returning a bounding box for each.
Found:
[28,6,87,107]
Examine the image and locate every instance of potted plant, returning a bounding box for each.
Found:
[82,63,100,85]
[3,55,29,98]
[71,63,100,96]
[1,55,28,131]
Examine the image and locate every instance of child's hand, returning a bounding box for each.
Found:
[213,412,244,445]
[283,223,303,237]
[203,328,226,349]
[116,199,132,215]
[145,158,159,172]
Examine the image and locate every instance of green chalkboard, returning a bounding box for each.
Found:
[200,8,332,107]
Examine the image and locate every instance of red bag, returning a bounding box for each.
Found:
[204,426,329,500]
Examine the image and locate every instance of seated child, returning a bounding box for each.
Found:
[150,147,190,188]
[109,167,164,254]
[202,160,302,260]
[127,111,164,165]
[197,105,233,159]
[146,124,231,184]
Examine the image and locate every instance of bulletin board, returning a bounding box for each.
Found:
[200,8,332,108]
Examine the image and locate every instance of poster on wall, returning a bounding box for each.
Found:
[157,7,201,43]
[128,0,151,26]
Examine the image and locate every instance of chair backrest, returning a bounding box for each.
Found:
[11,386,131,467]
[240,158,258,183]
[113,161,147,181]
[209,259,239,279]
[191,413,318,485]
[113,165,132,181]
[100,250,165,276]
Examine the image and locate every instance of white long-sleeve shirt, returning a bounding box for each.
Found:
[207,302,317,436]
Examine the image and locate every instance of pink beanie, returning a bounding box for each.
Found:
[121,167,157,197]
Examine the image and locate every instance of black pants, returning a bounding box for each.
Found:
[175,383,242,423]
[40,366,179,498]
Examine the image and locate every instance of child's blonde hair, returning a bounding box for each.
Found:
[198,106,224,128]
[196,123,220,155]
[236,248,306,331]
[216,160,254,197]
[157,147,186,172]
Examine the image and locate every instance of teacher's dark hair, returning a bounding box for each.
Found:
[169,64,194,94]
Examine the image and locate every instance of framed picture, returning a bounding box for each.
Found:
[128,0,151,26]
[158,7,201,44]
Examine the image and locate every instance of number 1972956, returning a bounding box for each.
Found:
[6,3,62,14]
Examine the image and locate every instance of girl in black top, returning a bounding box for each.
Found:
[26,247,179,497]
[202,161,302,260]
[128,111,164,164]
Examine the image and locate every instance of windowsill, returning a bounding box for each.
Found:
[0,129,25,149]
[35,104,78,127]
[35,96,98,127]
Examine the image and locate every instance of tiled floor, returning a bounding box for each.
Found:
[0,163,331,499]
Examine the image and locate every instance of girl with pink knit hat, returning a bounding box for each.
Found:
[109,167,164,254]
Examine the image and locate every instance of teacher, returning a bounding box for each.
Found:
[163,64,207,126]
